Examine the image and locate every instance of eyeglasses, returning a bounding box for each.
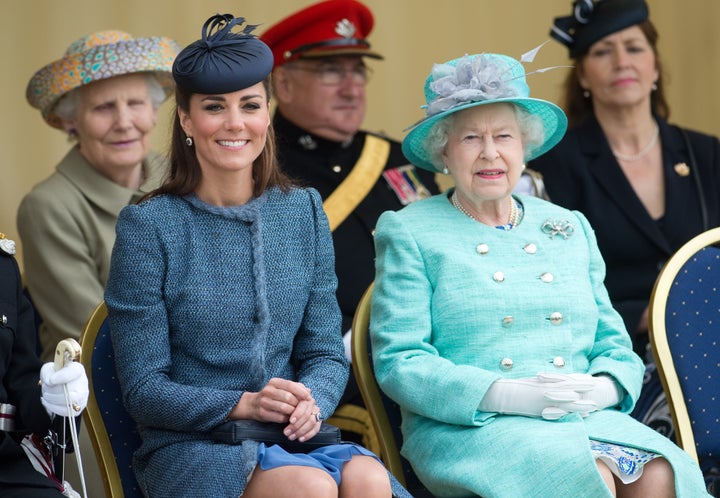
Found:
[287,63,372,86]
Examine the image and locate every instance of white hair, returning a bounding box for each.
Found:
[424,103,546,170]
[54,73,166,123]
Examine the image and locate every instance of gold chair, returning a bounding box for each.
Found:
[79,301,143,498]
[649,226,720,466]
[326,403,379,455]
[351,283,434,496]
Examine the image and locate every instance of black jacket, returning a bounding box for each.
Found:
[531,116,720,353]
[274,112,440,332]
[0,244,59,490]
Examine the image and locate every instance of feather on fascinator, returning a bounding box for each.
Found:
[173,14,274,94]
[402,52,568,172]
[550,0,649,58]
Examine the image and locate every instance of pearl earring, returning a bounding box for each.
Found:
[442,167,449,174]
[652,83,658,91]
[583,90,590,98]
[185,136,193,147]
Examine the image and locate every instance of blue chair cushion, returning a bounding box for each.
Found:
[664,245,720,459]
[91,318,143,497]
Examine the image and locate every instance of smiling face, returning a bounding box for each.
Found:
[179,82,270,183]
[578,25,658,112]
[272,55,367,142]
[62,73,158,176]
[442,103,525,208]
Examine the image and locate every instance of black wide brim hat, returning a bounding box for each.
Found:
[550,0,649,58]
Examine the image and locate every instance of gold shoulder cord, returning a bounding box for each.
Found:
[322,135,390,232]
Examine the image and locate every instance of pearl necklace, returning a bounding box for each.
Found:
[450,191,520,230]
[611,122,659,162]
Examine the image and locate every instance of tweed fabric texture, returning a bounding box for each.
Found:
[371,193,711,497]
[105,187,349,497]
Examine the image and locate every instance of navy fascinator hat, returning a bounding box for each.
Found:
[551,0,649,58]
[173,14,274,94]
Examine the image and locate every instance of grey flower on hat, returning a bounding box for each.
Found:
[427,56,521,117]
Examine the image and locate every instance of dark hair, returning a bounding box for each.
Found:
[561,20,669,128]
[145,77,292,201]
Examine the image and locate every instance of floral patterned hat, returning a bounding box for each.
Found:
[26,30,181,129]
[402,53,568,172]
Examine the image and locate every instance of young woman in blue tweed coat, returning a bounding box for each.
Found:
[370,52,710,497]
[104,13,400,498]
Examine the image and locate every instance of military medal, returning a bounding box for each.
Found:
[383,165,432,205]
[0,233,16,255]
[673,162,690,177]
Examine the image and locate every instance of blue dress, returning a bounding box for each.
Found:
[105,187,409,497]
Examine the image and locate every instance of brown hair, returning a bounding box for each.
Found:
[561,19,669,128]
[145,77,292,201]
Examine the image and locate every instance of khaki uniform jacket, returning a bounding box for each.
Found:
[17,146,166,360]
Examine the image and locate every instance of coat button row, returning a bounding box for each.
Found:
[492,271,555,283]
[500,312,563,327]
[476,243,538,256]
[499,356,566,369]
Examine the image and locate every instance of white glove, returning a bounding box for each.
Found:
[552,373,622,411]
[40,362,89,417]
[478,373,598,420]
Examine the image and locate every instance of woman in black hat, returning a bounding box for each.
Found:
[531,0,720,448]
[103,13,401,498]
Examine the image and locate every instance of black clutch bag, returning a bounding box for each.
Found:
[210,419,341,453]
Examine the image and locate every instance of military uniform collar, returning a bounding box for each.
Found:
[273,111,356,151]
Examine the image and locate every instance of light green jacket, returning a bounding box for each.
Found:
[371,192,710,498]
[17,146,166,360]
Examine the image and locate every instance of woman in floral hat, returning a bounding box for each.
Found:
[369,51,711,497]
[19,30,180,362]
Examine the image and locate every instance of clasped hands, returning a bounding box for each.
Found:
[40,362,89,417]
[236,377,322,443]
[479,372,621,420]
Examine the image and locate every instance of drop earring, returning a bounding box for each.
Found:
[185,136,194,147]
[442,167,449,175]
[583,90,590,98]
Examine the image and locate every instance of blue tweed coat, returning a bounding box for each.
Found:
[105,188,358,497]
[371,192,710,498]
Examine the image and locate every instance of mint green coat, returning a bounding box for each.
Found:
[371,193,709,498]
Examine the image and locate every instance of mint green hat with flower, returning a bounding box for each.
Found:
[402,53,568,172]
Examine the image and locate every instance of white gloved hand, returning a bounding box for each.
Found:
[478,373,598,420]
[536,373,622,409]
[581,374,623,410]
[40,362,89,417]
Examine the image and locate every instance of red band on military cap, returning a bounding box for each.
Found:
[260,0,383,68]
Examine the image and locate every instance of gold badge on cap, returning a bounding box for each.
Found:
[674,162,690,177]
[335,19,356,38]
[0,233,16,256]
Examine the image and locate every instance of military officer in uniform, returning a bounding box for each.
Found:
[0,233,88,497]
[261,0,440,408]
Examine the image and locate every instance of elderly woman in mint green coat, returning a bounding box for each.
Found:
[370,52,710,498]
